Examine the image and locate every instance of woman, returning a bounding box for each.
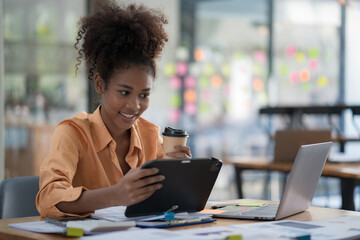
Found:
[36,0,191,217]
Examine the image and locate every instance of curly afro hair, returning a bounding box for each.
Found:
[74,0,168,86]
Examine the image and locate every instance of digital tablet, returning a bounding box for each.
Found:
[125,157,222,217]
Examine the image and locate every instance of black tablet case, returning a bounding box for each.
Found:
[125,157,222,217]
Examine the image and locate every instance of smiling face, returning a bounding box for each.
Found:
[95,65,153,139]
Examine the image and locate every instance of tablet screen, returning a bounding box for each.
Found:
[125,157,222,217]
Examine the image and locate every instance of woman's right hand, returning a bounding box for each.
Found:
[112,168,165,206]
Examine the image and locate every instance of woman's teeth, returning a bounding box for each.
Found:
[120,112,135,118]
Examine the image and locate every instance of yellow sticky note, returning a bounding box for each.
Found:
[236,202,265,207]
[226,234,243,240]
[66,227,84,237]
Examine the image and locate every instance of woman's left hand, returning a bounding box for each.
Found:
[166,145,192,159]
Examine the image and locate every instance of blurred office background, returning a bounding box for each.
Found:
[1,0,360,210]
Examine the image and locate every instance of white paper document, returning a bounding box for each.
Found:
[229,217,360,240]
[80,216,360,240]
[92,206,212,222]
[92,206,161,222]
[9,221,66,233]
[79,228,179,240]
[310,216,360,239]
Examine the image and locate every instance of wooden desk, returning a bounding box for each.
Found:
[224,157,360,211]
[1,199,360,240]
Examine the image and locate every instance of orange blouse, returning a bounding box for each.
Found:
[36,106,164,217]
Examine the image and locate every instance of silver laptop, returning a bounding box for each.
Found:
[214,142,332,220]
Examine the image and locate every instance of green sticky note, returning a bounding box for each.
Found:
[226,234,243,240]
[66,227,84,237]
[236,202,265,207]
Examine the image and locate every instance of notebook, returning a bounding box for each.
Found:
[125,157,222,217]
[273,130,332,162]
[213,142,332,220]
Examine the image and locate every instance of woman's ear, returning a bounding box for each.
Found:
[94,73,105,94]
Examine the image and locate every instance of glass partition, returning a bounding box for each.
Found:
[3,0,87,177]
[177,0,270,157]
[274,0,340,105]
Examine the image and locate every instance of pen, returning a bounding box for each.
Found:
[44,217,67,227]
[211,203,265,209]
[45,216,88,228]
[210,202,240,209]
[211,205,227,209]
[168,218,202,225]
[166,205,179,212]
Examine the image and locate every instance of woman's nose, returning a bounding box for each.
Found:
[126,97,140,111]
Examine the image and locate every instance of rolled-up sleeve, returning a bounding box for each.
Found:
[36,123,88,217]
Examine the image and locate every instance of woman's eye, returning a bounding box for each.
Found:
[140,93,150,98]
[119,91,128,95]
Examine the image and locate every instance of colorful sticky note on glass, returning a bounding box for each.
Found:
[296,52,305,62]
[164,62,176,77]
[184,89,197,103]
[309,48,319,58]
[36,24,51,35]
[253,64,262,76]
[317,75,328,87]
[300,69,310,82]
[169,109,180,123]
[254,50,266,64]
[253,77,264,91]
[199,76,210,88]
[194,48,205,62]
[204,63,215,76]
[286,45,296,57]
[221,63,231,78]
[169,76,181,90]
[184,102,197,115]
[199,103,210,114]
[280,64,289,76]
[211,75,223,88]
[170,94,181,108]
[290,72,299,84]
[184,75,196,88]
[234,52,244,60]
[302,82,310,91]
[309,59,318,70]
[176,62,188,76]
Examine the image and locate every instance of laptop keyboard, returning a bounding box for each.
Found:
[240,204,278,217]
[224,204,279,217]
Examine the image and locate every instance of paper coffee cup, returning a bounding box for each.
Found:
[162,127,189,159]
